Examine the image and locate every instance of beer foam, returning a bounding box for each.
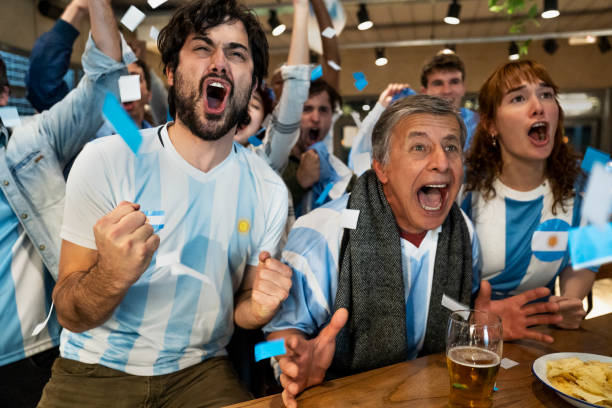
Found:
[448,346,501,368]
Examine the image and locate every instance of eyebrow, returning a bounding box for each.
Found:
[406,131,460,141]
[191,36,249,53]
[506,81,552,95]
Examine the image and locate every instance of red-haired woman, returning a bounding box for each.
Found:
[461,60,597,329]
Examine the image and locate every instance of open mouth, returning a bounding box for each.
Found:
[308,128,320,142]
[203,78,230,115]
[417,184,449,212]
[528,122,549,146]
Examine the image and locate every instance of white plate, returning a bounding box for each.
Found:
[532,352,612,408]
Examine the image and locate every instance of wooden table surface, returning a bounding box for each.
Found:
[227,313,612,408]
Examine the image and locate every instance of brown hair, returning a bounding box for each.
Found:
[464,60,582,214]
[420,53,466,88]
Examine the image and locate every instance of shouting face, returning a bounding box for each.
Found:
[373,113,464,234]
[167,20,255,141]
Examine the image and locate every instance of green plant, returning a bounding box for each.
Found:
[489,0,539,55]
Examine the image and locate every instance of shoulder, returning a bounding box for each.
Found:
[234,143,287,189]
[285,195,348,256]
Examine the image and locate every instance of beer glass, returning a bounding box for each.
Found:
[446,309,503,408]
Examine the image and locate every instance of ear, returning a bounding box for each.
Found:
[165,66,174,87]
[0,86,9,106]
[372,159,388,184]
[485,118,498,136]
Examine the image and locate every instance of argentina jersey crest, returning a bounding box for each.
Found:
[531,218,570,262]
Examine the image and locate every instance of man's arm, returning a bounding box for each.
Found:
[265,0,310,173]
[32,0,134,166]
[549,266,596,329]
[26,0,88,112]
[53,202,159,332]
[268,309,348,408]
[310,0,340,91]
[234,252,293,329]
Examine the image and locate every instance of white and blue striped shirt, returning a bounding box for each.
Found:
[460,179,590,299]
[264,195,480,359]
[60,125,288,376]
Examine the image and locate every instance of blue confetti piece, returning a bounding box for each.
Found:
[254,339,286,362]
[354,78,368,91]
[248,135,263,146]
[102,92,142,154]
[581,146,610,173]
[352,71,365,81]
[569,222,612,269]
[315,182,335,206]
[391,87,417,102]
[493,386,499,392]
[311,65,323,81]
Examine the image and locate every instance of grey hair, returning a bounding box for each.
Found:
[371,94,467,165]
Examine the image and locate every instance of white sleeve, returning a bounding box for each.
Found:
[60,141,121,249]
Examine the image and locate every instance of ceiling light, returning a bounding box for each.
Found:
[362,104,371,111]
[441,44,456,54]
[569,35,596,45]
[268,10,286,36]
[357,4,373,31]
[444,0,461,25]
[375,48,388,66]
[541,0,560,19]
[598,37,611,54]
[509,41,519,60]
[543,39,558,55]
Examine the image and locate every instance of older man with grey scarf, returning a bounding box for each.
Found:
[264,95,564,408]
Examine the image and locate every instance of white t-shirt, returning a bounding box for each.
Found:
[60,125,288,375]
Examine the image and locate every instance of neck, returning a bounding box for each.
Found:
[499,152,546,191]
[168,119,234,173]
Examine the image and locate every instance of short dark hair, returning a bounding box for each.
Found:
[132,59,151,91]
[157,0,268,101]
[0,57,8,89]
[420,53,466,88]
[308,79,342,111]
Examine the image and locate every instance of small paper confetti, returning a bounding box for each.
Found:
[500,358,519,369]
[311,64,323,81]
[581,146,610,173]
[354,78,368,91]
[327,60,341,71]
[119,75,142,103]
[254,339,286,362]
[120,6,146,32]
[321,27,336,39]
[147,0,167,9]
[149,26,160,42]
[102,92,142,154]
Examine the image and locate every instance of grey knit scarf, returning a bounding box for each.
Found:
[330,170,472,376]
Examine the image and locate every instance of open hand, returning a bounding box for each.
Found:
[278,308,349,408]
[474,280,562,344]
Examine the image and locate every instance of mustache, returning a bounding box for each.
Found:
[199,73,234,98]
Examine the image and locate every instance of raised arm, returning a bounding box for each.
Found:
[264,0,312,172]
[26,0,89,112]
[310,0,340,91]
[88,0,121,62]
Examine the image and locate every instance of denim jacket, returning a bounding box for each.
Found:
[0,34,135,280]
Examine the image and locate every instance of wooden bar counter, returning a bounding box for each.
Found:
[228,313,612,408]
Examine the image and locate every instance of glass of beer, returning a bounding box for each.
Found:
[446,309,503,408]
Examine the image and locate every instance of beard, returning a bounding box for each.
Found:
[171,70,251,142]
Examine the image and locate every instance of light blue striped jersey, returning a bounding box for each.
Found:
[460,179,588,299]
[264,194,480,359]
[0,193,59,366]
[60,125,288,376]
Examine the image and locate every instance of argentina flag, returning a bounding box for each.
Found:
[531,218,570,262]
